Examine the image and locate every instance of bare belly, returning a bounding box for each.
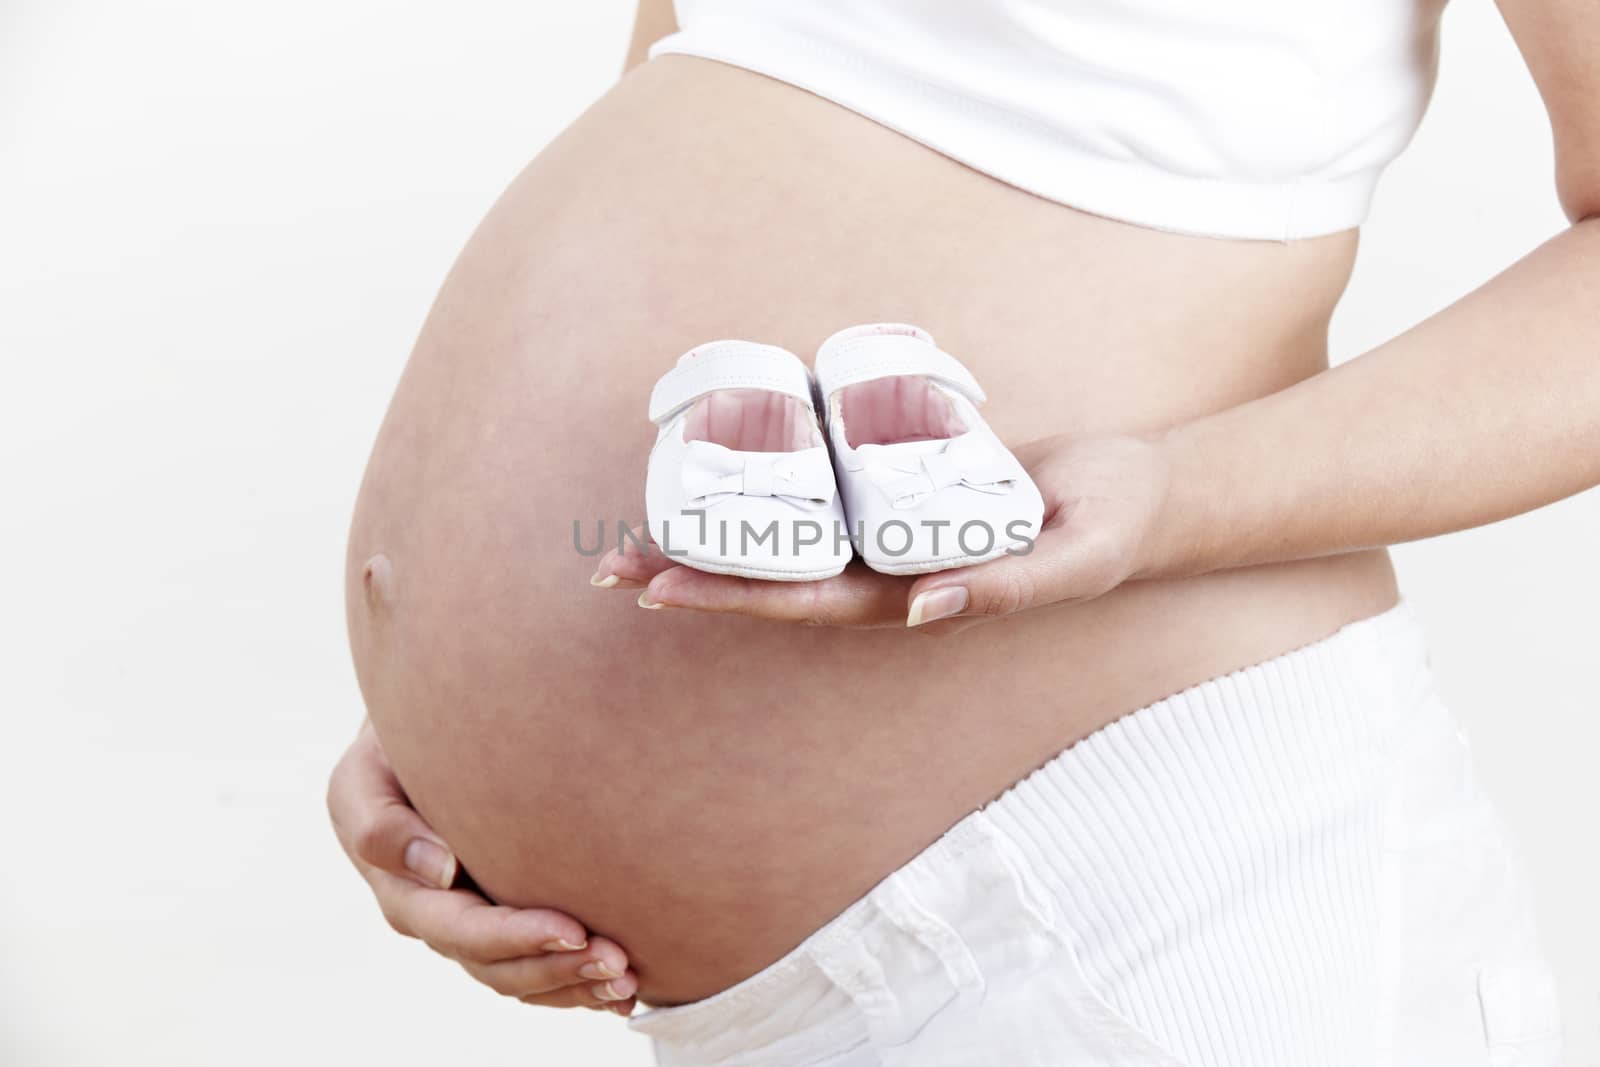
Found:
[347,56,1399,1005]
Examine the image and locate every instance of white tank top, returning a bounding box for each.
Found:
[652,0,1447,240]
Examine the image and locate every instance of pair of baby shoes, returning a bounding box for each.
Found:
[645,324,1045,580]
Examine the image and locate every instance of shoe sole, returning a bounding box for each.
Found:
[670,555,852,583]
[859,541,1027,576]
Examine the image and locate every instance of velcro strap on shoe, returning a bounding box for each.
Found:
[815,325,987,406]
[648,341,815,425]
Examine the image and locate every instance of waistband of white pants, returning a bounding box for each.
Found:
[631,602,1433,1064]
[986,598,1428,929]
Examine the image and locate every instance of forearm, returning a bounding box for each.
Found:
[1146,218,1600,579]
[623,0,678,73]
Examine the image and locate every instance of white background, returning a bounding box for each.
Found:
[2,1,1595,1063]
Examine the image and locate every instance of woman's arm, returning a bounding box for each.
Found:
[594,0,1600,629]
[1149,222,1600,580]
[624,0,678,72]
[1146,0,1600,578]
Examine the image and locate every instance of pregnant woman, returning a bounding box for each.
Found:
[329,1,1597,1063]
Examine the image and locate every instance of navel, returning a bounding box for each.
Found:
[361,553,396,613]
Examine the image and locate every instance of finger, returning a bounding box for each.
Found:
[327,722,458,889]
[591,527,678,588]
[904,521,1117,627]
[519,971,640,1010]
[461,936,630,998]
[384,880,591,962]
[641,561,911,627]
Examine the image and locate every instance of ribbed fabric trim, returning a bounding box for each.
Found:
[985,604,1422,1067]
[651,20,1378,241]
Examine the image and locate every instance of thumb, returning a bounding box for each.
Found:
[328,722,458,890]
[905,531,1110,627]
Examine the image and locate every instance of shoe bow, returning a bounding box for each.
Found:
[680,442,836,509]
[861,433,1017,509]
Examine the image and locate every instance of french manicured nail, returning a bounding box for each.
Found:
[578,961,621,980]
[906,586,969,627]
[594,981,626,1001]
[403,838,457,890]
[637,590,665,610]
[590,571,619,588]
[541,938,587,953]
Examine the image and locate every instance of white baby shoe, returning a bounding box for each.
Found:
[816,324,1045,575]
[645,340,852,581]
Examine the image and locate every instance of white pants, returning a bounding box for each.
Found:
[630,604,1562,1066]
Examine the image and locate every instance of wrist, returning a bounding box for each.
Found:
[1132,420,1221,582]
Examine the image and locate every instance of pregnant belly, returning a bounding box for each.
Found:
[347,56,1396,1004]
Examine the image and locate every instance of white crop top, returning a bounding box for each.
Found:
[651,0,1448,241]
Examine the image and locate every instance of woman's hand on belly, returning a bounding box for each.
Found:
[327,721,640,1015]
[592,432,1172,633]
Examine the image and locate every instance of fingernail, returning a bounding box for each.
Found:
[637,590,664,610]
[578,961,621,980]
[540,938,587,953]
[403,838,457,890]
[907,586,969,627]
[594,981,626,1001]
[591,572,619,588]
